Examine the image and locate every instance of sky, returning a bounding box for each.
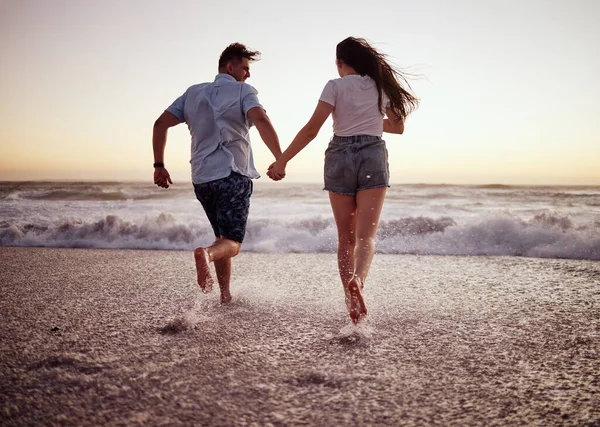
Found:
[0,0,599,185]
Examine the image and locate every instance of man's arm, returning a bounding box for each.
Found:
[247,107,282,159]
[152,111,181,188]
[153,111,182,164]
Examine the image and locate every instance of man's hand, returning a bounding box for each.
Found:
[267,160,286,181]
[154,167,173,188]
[152,111,181,189]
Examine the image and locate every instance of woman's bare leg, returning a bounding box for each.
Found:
[353,187,387,283]
[329,191,368,323]
[336,187,386,323]
[328,192,357,287]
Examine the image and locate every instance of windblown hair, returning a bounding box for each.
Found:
[336,37,419,121]
[218,43,261,69]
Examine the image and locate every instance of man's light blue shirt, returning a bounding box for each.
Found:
[166,74,263,184]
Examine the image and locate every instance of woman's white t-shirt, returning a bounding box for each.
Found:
[319,75,389,137]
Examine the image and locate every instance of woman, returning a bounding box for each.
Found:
[268,37,418,323]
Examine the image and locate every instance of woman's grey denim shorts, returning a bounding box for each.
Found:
[323,135,390,196]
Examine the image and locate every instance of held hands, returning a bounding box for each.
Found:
[267,160,286,181]
[154,167,173,188]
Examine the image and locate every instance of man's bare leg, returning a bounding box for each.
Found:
[214,257,232,304]
[194,237,240,297]
[194,247,214,293]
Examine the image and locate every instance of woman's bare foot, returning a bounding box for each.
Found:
[193,248,214,293]
[346,276,367,324]
[220,294,232,304]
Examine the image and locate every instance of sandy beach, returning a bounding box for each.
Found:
[1,247,599,426]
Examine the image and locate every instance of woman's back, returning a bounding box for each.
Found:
[320,75,389,137]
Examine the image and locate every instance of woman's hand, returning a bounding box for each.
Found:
[267,160,286,181]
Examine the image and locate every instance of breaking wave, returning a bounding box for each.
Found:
[1,212,598,260]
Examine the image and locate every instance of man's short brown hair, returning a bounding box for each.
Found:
[218,43,261,69]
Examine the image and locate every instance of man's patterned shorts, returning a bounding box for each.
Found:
[193,172,253,243]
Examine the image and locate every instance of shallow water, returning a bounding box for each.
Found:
[1,248,599,425]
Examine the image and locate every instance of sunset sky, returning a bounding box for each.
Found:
[1,0,598,185]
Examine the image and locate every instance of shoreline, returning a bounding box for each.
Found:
[1,245,600,262]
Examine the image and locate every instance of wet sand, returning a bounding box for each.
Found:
[1,247,599,426]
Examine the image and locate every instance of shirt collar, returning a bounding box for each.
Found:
[214,73,237,82]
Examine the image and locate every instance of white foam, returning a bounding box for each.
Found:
[1,182,599,260]
[1,211,599,260]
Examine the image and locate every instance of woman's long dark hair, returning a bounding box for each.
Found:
[336,37,419,121]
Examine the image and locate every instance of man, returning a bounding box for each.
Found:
[152,43,282,303]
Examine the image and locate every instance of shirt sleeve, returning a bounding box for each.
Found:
[382,91,391,110]
[165,89,188,122]
[241,84,263,119]
[319,80,337,107]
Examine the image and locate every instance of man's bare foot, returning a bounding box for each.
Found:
[193,248,214,293]
[220,294,232,304]
[346,276,367,324]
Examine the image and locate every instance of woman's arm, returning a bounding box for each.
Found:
[268,101,333,180]
[383,106,404,134]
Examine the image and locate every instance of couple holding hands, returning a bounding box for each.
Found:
[152,37,418,324]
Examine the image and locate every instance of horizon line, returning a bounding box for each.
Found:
[1,179,599,188]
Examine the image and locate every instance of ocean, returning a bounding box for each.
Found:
[1,180,599,260]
